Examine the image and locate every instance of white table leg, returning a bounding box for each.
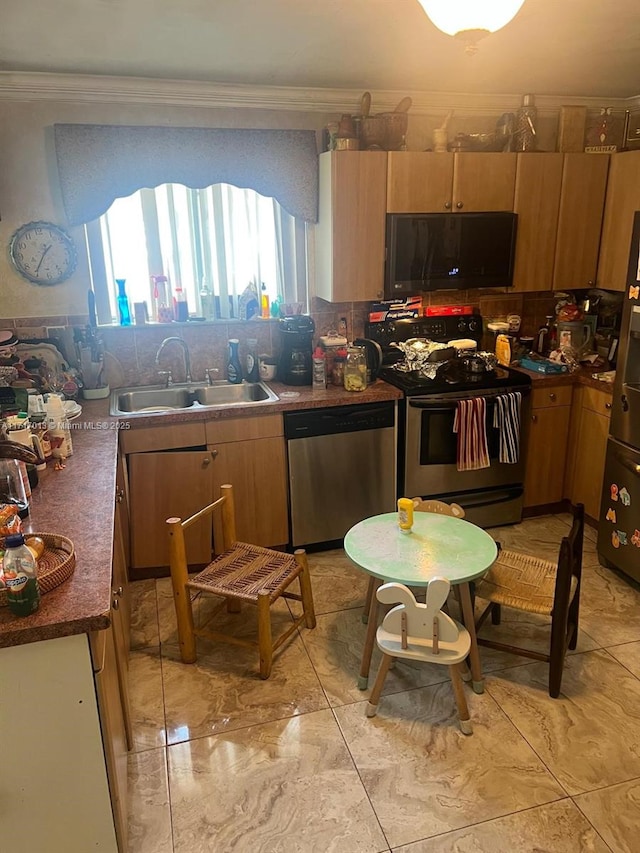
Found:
[458,581,484,694]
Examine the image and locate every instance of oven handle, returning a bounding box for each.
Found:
[408,386,531,410]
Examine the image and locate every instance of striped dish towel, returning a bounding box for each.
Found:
[493,391,522,463]
[453,397,490,471]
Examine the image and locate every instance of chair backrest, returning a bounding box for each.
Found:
[553,503,585,612]
[411,498,465,519]
[377,579,462,650]
[166,483,237,560]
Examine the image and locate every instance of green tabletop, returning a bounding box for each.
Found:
[344,512,497,586]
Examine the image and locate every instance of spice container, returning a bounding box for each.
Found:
[312,348,327,390]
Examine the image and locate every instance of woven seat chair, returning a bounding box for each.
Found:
[474,503,584,698]
[167,483,316,679]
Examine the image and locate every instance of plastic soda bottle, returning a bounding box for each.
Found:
[3,533,40,616]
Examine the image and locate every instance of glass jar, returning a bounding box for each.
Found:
[344,346,368,392]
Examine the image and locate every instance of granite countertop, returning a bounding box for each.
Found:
[0,400,119,648]
[115,378,403,429]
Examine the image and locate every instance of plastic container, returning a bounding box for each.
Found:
[45,394,73,458]
[200,277,215,321]
[227,339,243,384]
[312,348,327,390]
[174,286,189,322]
[261,283,270,320]
[245,339,259,383]
[3,532,40,616]
[397,498,414,534]
[116,279,132,326]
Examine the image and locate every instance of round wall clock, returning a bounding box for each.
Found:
[9,220,77,285]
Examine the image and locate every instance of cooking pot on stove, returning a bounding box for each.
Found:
[353,338,383,381]
[461,354,487,374]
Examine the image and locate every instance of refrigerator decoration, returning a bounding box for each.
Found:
[610,484,619,501]
[619,487,631,507]
[629,285,639,300]
[606,508,617,523]
[631,530,640,548]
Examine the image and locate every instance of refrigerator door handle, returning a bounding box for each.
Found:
[614,451,640,477]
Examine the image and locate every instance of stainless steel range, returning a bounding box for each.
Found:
[366,314,532,528]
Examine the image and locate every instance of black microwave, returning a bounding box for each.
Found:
[385,211,518,296]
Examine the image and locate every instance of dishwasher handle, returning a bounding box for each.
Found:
[284,401,396,439]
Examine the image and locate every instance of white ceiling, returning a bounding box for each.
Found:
[1,0,639,100]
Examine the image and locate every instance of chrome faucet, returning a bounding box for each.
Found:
[155,337,192,384]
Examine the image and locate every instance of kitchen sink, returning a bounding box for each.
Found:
[110,380,279,415]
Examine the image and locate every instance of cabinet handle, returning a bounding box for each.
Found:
[115,487,124,503]
[549,393,556,402]
[605,402,612,409]
[113,586,123,597]
[444,201,452,210]
[112,597,120,611]
[531,414,538,423]
[203,456,211,466]
[456,201,463,209]
[210,449,219,459]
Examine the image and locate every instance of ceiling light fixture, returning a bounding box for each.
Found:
[417,0,526,55]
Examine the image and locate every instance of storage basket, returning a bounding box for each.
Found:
[0,532,75,607]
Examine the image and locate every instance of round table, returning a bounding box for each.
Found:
[344,511,498,693]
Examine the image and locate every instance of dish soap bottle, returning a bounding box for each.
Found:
[261,283,270,319]
[116,279,132,326]
[227,339,243,384]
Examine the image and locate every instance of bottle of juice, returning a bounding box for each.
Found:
[3,533,40,616]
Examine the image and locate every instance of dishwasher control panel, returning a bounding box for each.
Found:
[284,401,396,440]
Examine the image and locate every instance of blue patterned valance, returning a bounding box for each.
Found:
[54,124,319,225]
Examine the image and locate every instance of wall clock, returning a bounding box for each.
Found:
[9,220,77,285]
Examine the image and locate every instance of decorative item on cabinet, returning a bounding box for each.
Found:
[585,107,623,153]
[558,105,587,153]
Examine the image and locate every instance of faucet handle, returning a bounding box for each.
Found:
[205,367,219,385]
[157,369,173,387]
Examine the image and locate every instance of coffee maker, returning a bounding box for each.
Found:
[278,316,315,385]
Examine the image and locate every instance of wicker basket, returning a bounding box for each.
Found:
[0,533,75,607]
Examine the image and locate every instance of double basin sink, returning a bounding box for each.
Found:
[110,380,279,416]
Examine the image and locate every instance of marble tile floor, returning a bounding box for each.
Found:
[126,514,640,853]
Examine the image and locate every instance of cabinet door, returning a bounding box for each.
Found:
[387,151,454,212]
[210,436,289,547]
[93,628,128,852]
[452,153,517,211]
[597,151,640,292]
[512,153,563,291]
[129,450,214,568]
[568,387,613,519]
[553,153,610,290]
[315,150,387,302]
[524,404,572,507]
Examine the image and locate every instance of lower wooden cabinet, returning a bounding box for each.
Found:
[567,386,613,519]
[524,385,573,508]
[127,414,289,569]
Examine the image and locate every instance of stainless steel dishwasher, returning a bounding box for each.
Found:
[284,401,397,548]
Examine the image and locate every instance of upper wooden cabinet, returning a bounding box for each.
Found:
[314,150,387,303]
[552,153,610,291]
[512,153,563,292]
[597,150,640,292]
[386,152,517,213]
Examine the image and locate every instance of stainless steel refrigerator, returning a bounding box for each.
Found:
[597,211,640,581]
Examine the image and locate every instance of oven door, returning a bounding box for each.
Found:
[404,388,531,501]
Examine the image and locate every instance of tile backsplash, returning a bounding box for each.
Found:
[4,289,578,388]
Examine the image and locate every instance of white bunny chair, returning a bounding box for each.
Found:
[365,577,473,734]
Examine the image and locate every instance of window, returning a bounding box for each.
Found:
[85,183,308,324]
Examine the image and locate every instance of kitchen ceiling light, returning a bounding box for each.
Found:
[417,0,526,55]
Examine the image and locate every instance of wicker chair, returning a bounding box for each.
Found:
[166,483,316,679]
[474,503,585,698]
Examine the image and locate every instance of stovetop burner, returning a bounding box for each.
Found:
[379,363,532,395]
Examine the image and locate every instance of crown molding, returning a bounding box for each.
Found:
[0,71,637,115]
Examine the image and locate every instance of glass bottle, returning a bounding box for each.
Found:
[515,94,537,152]
[3,532,40,616]
[200,277,214,321]
[344,345,368,392]
[116,279,132,326]
[0,460,29,519]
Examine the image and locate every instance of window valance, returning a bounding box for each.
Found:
[53,124,319,225]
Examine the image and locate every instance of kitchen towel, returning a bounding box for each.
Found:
[453,397,490,472]
[493,391,522,464]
